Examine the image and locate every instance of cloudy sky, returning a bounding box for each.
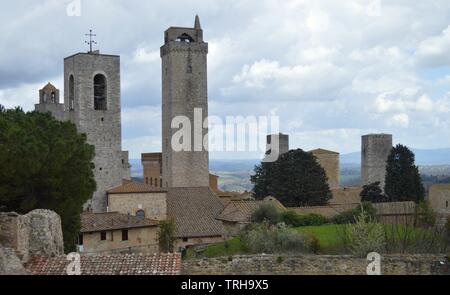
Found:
[2,0,450,159]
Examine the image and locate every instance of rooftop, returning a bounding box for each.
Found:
[107,180,167,194]
[81,212,158,233]
[167,187,225,238]
[41,82,57,92]
[25,253,181,275]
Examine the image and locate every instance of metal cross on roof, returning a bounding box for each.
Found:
[85,30,97,53]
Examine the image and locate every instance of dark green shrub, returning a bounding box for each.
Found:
[281,210,328,227]
[310,235,321,254]
[251,203,281,225]
[332,202,376,224]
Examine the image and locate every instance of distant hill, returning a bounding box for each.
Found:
[341,148,450,166]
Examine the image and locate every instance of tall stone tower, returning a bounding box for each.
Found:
[64,51,124,212]
[161,16,210,188]
[361,134,393,190]
[35,83,65,121]
[266,133,290,157]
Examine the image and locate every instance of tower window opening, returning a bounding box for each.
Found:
[94,74,107,110]
[176,33,194,43]
[51,92,56,103]
[69,75,75,111]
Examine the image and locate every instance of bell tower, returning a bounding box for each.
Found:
[161,16,210,188]
[35,82,65,121]
[64,49,123,212]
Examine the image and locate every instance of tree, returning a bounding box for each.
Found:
[360,182,390,203]
[251,149,332,207]
[0,108,96,252]
[158,219,176,253]
[251,203,281,225]
[384,144,425,203]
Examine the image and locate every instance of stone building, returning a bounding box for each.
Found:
[142,153,163,188]
[78,212,159,255]
[107,180,168,221]
[361,134,393,190]
[161,15,210,188]
[310,148,340,189]
[34,50,131,213]
[142,152,220,192]
[428,184,450,227]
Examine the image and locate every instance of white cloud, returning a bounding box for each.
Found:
[388,113,410,128]
[416,25,450,67]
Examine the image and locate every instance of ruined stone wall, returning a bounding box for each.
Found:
[361,134,393,190]
[0,210,64,270]
[182,254,447,275]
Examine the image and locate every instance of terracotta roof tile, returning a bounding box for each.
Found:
[25,253,181,275]
[107,180,167,194]
[167,187,225,238]
[81,212,158,233]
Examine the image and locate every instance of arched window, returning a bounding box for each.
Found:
[51,92,56,103]
[69,75,75,111]
[150,178,153,186]
[136,210,145,218]
[155,178,158,187]
[94,74,107,110]
[160,179,163,188]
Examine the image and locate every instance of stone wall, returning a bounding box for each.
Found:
[182,254,447,275]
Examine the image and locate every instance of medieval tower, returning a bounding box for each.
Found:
[161,16,210,188]
[267,133,290,157]
[63,51,124,212]
[361,134,393,190]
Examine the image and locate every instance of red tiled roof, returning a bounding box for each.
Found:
[167,187,225,238]
[107,180,167,194]
[81,212,158,233]
[25,253,181,275]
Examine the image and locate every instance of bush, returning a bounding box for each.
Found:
[446,218,450,244]
[251,203,281,225]
[332,202,376,224]
[281,211,328,227]
[346,210,385,257]
[240,223,311,254]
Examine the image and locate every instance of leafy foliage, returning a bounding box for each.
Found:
[360,182,390,203]
[385,144,425,203]
[342,209,386,257]
[158,219,176,253]
[251,149,332,207]
[251,203,281,225]
[331,202,376,225]
[240,223,312,254]
[0,108,96,252]
[281,210,328,227]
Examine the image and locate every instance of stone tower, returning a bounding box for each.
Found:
[310,149,340,189]
[361,134,393,190]
[34,83,65,121]
[161,16,210,188]
[64,51,124,212]
[266,133,290,157]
